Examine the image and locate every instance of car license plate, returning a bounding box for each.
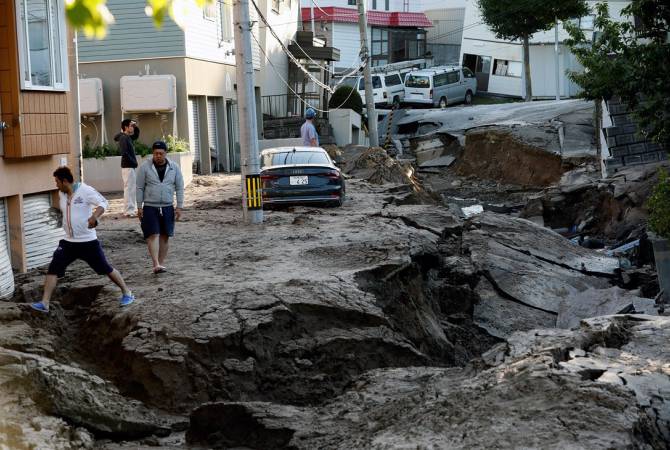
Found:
[289,176,308,185]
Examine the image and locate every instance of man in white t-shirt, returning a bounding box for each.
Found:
[30,167,135,313]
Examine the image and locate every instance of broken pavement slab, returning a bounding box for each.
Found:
[418,155,455,169]
[186,315,670,449]
[0,347,173,440]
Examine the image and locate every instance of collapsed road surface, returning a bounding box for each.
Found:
[0,174,667,449]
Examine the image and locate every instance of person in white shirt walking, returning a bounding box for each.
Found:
[30,167,135,313]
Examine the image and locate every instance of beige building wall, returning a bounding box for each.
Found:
[0,22,80,272]
[78,58,187,149]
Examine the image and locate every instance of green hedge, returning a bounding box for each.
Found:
[82,134,190,159]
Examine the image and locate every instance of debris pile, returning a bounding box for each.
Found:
[454,127,565,187]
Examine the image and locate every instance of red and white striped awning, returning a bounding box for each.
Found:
[301,7,433,28]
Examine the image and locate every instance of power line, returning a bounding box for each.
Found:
[250,0,335,93]
[251,30,360,114]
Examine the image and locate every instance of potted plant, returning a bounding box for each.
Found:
[646,168,670,308]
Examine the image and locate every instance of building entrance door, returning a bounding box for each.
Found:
[463,53,491,92]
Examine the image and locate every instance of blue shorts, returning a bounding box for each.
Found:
[47,240,114,278]
[141,205,175,239]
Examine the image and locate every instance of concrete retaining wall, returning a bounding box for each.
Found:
[83,153,193,193]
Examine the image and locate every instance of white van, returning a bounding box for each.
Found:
[338,71,405,108]
[404,66,477,108]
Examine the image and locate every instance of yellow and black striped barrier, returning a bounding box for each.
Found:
[246,174,263,210]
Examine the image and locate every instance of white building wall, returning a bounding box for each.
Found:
[425,7,465,45]
[183,4,235,65]
[460,0,632,97]
[260,1,300,97]
[332,22,370,70]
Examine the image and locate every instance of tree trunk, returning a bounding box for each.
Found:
[523,36,532,102]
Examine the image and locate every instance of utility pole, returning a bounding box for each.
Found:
[357,0,379,147]
[233,0,263,224]
[554,18,560,101]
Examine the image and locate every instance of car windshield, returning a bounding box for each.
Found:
[405,75,430,88]
[264,151,330,166]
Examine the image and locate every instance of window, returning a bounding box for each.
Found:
[348,0,356,4]
[405,74,430,88]
[493,59,522,78]
[203,1,217,20]
[433,73,448,87]
[272,0,280,12]
[15,0,68,90]
[372,76,382,89]
[475,55,491,75]
[371,28,389,66]
[218,0,234,43]
[358,77,382,89]
[385,74,402,86]
[372,0,377,9]
[447,71,459,84]
[264,151,330,166]
[385,0,389,10]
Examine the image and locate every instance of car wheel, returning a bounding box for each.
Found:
[336,181,346,207]
[465,90,473,105]
[439,97,448,109]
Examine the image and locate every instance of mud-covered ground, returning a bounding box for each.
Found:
[1,173,668,449]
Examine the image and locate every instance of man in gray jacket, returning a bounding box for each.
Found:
[136,141,185,274]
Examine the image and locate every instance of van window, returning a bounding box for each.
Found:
[385,74,402,86]
[433,73,449,87]
[447,71,460,84]
[405,74,430,88]
[358,76,383,90]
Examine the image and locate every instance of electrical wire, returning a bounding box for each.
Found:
[251,30,360,114]
[250,0,336,93]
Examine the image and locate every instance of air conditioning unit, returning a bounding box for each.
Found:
[79,78,104,116]
[120,74,177,113]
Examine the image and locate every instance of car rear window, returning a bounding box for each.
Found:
[405,75,430,88]
[264,151,330,166]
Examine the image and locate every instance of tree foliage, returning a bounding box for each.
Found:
[478,0,589,100]
[328,86,363,115]
[65,0,214,39]
[564,0,670,148]
[478,0,589,42]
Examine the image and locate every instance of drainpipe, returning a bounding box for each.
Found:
[74,31,83,181]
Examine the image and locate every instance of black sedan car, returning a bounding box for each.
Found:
[260,147,346,207]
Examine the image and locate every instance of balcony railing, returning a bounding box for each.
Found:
[261,93,323,119]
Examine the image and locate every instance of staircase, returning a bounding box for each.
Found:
[602,97,667,176]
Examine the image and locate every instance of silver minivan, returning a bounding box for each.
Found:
[404,66,477,108]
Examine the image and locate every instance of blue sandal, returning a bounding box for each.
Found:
[30,302,49,313]
[120,294,135,307]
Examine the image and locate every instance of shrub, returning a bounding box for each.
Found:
[329,85,363,115]
[647,168,670,239]
[82,136,120,159]
[82,134,190,159]
[134,141,152,157]
[165,135,190,153]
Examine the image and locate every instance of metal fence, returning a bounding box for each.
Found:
[261,93,322,119]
